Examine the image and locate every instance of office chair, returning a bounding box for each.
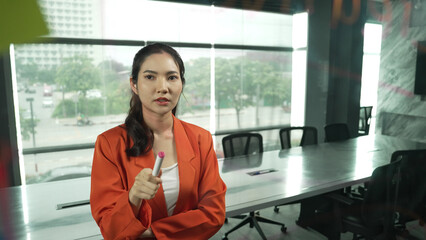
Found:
[279,126,318,149]
[274,126,318,213]
[222,132,264,157]
[221,132,286,240]
[388,149,426,237]
[324,123,350,142]
[359,106,373,136]
[327,159,403,240]
[328,149,426,240]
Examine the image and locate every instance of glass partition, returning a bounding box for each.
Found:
[13,0,305,184]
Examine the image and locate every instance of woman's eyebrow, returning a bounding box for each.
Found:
[143,70,178,75]
[143,70,157,74]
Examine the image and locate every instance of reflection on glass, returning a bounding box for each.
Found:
[21,187,29,224]
[353,138,375,178]
[221,154,263,173]
[284,155,303,195]
[23,149,94,184]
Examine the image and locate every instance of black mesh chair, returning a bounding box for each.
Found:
[324,123,351,142]
[389,149,426,237]
[328,149,426,240]
[222,132,264,157]
[359,106,373,136]
[279,126,318,149]
[274,127,318,213]
[221,132,286,240]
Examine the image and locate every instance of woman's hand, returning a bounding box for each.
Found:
[129,168,162,214]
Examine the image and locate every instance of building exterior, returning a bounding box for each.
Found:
[14,0,102,68]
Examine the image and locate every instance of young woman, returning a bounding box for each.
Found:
[90,43,226,240]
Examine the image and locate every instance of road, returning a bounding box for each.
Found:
[17,85,290,180]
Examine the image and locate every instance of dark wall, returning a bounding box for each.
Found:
[304,1,332,142]
[0,51,21,187]
[305,0,367,141]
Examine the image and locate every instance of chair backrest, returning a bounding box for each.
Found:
[279,127,318,149]
[324,123,350,142]
[390,149,426,225]
[222,132,263,158]
[359,106,373,135]
[361,149,426,233]
[360,159,402,234]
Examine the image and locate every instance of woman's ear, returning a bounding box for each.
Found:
[130,78,138,95]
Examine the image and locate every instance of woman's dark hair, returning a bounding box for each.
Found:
[125,43,186,157]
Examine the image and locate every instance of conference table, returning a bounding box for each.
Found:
[222,134,426,218]
[1,134,426,239]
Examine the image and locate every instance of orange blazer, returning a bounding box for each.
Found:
[90,116,226,240]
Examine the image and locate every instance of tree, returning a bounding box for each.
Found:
[37,67,56,85]
[98,59,127,73]
[55,55,100,117]
[19,108,39,141]
[97,59,130,115]
[56,55,100,96]
[215,54,292,128]
[15,59,57,85]
[178,57,211,115]
[215,57,252,128]
[243,58,291,125]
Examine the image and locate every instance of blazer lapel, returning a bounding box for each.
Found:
[172,116,196,214]
[148,184,169,218]
[134,150,169,218]
[133,116,197,217]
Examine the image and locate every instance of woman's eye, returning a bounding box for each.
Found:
[169,75,178,80]
[145,75,154,80]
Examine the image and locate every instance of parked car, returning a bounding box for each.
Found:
[86,89,102,99]
[43,85,53,96]
[25,87,36,94]
[42,97,54,108]
[27,165,92,184]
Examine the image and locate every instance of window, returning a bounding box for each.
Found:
[12,0,306,184]
[14,44,140,184]
[214,49,292,151]
[360,23,383,134]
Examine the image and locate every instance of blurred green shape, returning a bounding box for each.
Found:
[0,0,49,53]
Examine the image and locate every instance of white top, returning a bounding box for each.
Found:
[161,163,179,216]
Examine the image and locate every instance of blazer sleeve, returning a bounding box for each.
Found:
[90,134,152,240]
[151,132,227,240]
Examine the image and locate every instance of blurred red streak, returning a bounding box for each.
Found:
[378,81,414,98]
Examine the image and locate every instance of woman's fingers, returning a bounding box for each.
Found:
[131,168,162,200]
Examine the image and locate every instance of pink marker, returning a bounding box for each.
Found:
[152,151,165,176]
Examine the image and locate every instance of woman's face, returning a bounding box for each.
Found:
[131,52,183,117]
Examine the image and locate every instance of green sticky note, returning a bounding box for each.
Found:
[0,0,49,52]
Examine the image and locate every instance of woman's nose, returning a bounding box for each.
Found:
[156,77,168,93]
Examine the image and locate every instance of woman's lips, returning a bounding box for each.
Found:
[155,97,170,105]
